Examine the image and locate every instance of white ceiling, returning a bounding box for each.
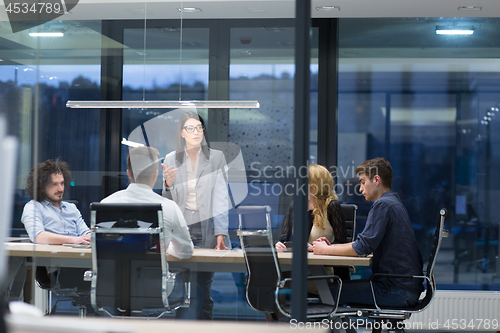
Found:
[1,0,500,72]
[1,0,500,21]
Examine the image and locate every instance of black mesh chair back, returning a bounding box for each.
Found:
[237,205,342,320]
[340,204,358,243]
[417,208,448,310]
[237,205,280,313]
[89,202,187,318]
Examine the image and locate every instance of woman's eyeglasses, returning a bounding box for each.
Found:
[183,125,204,133]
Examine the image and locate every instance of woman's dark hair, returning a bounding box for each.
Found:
[26,159,71,202]
[175,111,210,164]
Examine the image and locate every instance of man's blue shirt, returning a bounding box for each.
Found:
[352,190,424,293]
[21,200,90,242]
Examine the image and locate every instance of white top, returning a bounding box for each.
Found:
[185,149,200,211]
[308,220,334,244]
[101,183,194,259]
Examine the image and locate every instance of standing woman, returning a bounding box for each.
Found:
[162,111,230,320]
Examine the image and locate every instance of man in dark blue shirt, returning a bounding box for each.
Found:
[312,158,423,307]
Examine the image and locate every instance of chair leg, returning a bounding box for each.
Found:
[264,312,276,322]
[78,304,87,318]
[387,319,405,333]
[371,319,383,333]
[342,317,358,333]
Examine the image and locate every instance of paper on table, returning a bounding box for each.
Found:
[96,221,153,228]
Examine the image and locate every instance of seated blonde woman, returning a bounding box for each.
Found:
[276,164,347,252]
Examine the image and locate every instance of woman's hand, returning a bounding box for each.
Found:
[275,241,287,252]
[307,242,313,252]
[161,164,178,188]
[315,237,331,245]
[312,239,334,255]
[215,235,228,250]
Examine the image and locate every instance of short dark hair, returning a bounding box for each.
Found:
[175,111,210,164]
[26,159,71,201]
[127,146,160,183]
[355,157,393,189]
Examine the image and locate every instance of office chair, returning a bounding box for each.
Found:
[87,202,190,318]
[340,204,358,243]
[237,205,342,321]
[35,267,91,317]
[335,204,358,279]
[336,208,449,333]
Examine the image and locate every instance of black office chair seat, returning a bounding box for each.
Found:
[283,303,340,317]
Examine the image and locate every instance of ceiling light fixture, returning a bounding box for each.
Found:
[29,32,64,37]
[177,7,202,12]
[436,26,474,35]
[66,100,260,109]
[121,138,145,148]
[245,7,266,13]
[458,6,482,11]
[263,27,284,32]
[316,6,340,11]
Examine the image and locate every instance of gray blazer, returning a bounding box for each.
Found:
[162,148,231,249]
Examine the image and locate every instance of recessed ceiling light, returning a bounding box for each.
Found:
[458,6,482,11]
[316,6,340,11]
[129,8,153,15]
[159,27,177,32]
[264,26,284,32]
[29,32,64,37]
[436,26,475,35]
[177,7,202,13]
[245,7,266,13]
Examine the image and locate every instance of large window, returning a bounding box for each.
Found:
[338,17,500,289]
[0,20,102,233]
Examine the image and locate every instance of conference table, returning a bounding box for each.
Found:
[4,242,372,311]
[5,242,372,272]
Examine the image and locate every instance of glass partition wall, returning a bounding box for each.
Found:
[1,1,311,320]
[3,4,500,323]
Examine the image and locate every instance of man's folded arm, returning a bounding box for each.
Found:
[34,231,91,245]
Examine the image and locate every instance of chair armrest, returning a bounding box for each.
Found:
[169,267,190,282]
[370,273,427,280]
[280,274,341,287]
[367,273,431,311]
[278,275,343,315]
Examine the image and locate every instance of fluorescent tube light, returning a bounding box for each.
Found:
[436,26,474,35]
[29,32,64,37]
[177,7,202,12]
[66,100,260,109]
[121,138,145,148]
[316,6,340,11]
[458,6,481,11]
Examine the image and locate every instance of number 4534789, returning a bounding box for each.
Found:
[443,318,499,330]
[6,2,64,14]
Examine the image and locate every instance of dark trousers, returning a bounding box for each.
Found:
[175,271,215,320]
[175,218,215,320]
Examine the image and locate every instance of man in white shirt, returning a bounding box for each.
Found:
[101,146,194,260]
